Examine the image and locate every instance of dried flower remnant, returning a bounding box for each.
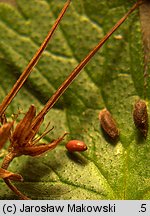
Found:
[0,122,13,149]
[2,105,67,163]
[66,140,87,152]
[99,109,119,140]
[0,123,23,183]
[133,99,148,137]
[0,168,23,182]
[1,105,67,200]
[9,105,67,157]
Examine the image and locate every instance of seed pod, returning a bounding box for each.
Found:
[65,140,87,152]
[133,99,148,137]
[99,108,119,140]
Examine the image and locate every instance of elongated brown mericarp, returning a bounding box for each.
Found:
[99,109,119,140]
[133,99,148,137]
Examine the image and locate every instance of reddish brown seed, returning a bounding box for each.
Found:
[99,108,119,140]
[133,99,148,137]
[65,140,87,152]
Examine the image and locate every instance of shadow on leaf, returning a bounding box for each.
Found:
[66,151,88,166]
[99,126,119,146]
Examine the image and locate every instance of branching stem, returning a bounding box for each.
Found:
[1,152,30,200]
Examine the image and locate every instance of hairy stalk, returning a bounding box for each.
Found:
[1,152,29,200]
[0,0,71,117]
[33,0,142,126]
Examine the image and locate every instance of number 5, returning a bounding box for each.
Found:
[141,204,146,212]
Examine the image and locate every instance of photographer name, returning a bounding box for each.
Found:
[19,203,116,213]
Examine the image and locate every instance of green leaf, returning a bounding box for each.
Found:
[0,0,149,199]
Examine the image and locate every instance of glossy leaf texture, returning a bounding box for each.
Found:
[0,0,149,199]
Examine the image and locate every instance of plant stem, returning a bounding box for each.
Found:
[1,152,30,200]
[1,152,15,169]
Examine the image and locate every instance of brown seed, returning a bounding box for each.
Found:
[99,108,119,140]
[65,140,87,152]
[133,99,148,137]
